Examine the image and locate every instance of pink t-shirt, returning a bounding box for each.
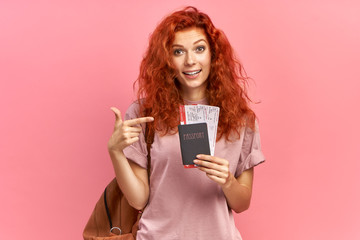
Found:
[123,99,265,240]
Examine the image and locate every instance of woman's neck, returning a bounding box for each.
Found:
[180,88,206,102]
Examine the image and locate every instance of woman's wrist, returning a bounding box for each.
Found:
[221,172,236,190]
[108,147,126,162]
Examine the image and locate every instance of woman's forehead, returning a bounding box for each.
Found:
[173,27,208,45]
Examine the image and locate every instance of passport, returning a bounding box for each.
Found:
[178,122,211,168]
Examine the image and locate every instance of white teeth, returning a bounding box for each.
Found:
[183,70,201,75]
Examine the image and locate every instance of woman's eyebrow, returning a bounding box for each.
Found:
[172,39,207,48]
[193,39,207,45]
[172,44,183,48]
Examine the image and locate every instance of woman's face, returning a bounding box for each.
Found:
[171,27,211,101]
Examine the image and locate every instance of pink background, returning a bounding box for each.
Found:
[1,0,359,239]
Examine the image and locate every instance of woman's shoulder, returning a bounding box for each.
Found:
[125,100,141,119]
[125,98,148,119]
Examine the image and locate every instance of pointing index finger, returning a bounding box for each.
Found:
[124,116,154,126]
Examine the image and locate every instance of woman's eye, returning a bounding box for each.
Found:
[196,46,205,52]
[173,49,184,55]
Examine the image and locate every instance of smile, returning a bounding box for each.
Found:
[183,70,202,76]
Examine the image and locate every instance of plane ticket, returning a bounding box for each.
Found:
[179,104,220,156]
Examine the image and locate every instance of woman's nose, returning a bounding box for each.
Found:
[185,52,196,66]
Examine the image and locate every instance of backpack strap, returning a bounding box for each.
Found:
[103,187,122,235]
[145,121,154,176]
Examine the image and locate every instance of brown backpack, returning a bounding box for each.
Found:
[83,178,140,240]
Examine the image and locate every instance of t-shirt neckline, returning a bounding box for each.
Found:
[184,98,208,105]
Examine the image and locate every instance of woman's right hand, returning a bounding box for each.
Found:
[108,107,154,154]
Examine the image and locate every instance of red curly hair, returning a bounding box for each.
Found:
[135,6,255,141]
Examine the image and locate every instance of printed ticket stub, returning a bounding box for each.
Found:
[179,104,219,156]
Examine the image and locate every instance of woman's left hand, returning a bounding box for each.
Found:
[193,155,232,187]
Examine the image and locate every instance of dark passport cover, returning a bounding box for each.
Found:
[178,123,211,168]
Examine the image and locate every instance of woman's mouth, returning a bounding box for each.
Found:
[183,70,202,76]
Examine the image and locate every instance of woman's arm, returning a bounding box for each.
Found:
[221,168,253,213]
[193,155,254,213]
[108,107,153,210]
[109,151,150,210]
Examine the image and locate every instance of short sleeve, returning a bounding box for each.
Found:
[235,120,265,177]
[122,102,148,169]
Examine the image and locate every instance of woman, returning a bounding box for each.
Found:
[108,6,265,240]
